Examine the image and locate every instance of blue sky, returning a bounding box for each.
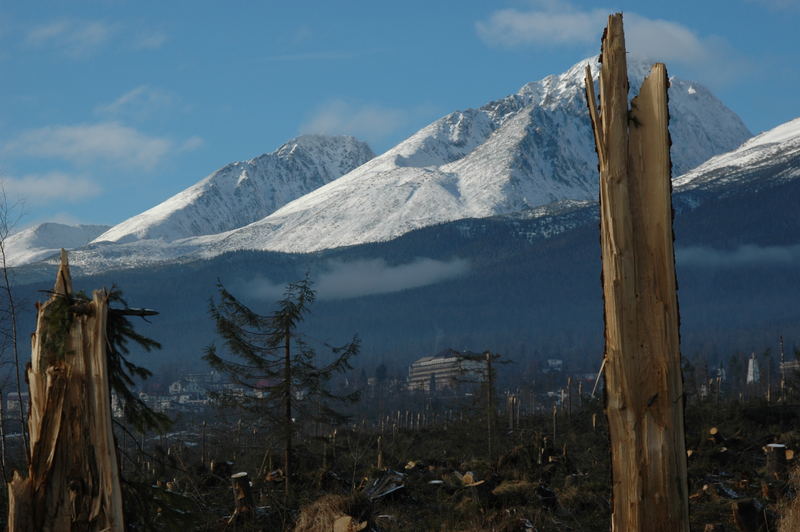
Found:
[1,0,798,228]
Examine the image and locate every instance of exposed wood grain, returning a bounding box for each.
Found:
[586,13,689,532]
[7,251,124,531]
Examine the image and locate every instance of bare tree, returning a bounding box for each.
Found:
[0,185,29,467]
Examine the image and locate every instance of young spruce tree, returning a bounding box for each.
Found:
[204,277,359,499]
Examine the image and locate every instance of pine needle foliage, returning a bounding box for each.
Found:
[204,277,359,420]
[106,288,171,432]
[203,277,360,495]
[40,287,170,432]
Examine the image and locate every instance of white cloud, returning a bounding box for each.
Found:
[476,6,605,47]
[623,13,719,65]
[242,257,470,302]
[476,2,738,79]
[315,257,469,300]
[25,19,112,58]
[5,122,174,171]
[180,136,205,152]
[677,244,800,268]
[94,85,177,120]
[1,172,99,205]
[133,30,167,50]
[301,100,434,142]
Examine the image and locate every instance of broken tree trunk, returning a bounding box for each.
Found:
[585,13,689,532]
[7,250,124,531]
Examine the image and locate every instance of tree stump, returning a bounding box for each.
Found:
[228,472,255,525]
[765,443,787,479]
[7,251,124,531]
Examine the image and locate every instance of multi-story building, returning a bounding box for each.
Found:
[408,349,483,392]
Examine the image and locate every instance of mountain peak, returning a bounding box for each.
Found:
[62,57,754,270]
[188,57,751,255]
[93,134,374,244]
[5,222,110,267]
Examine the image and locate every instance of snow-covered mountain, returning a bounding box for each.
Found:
[675,117,800,195]
[94,135,374,244]
[196,56,750,254]
[60,56,754,271]
[4,223,110,267]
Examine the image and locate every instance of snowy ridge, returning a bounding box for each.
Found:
[5,223,110,267]
[675,117,800,192]
[195,56,750,255]
[94,135,374,244]
[61,56,753,271]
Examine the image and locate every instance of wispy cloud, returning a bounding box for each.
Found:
[301,100,436,143]
[179,136,205,152]
[263,50,360,62]
[94,85,177,121]
[316,258,470,299]
[25,19,113,58]
[132,30,167,50]
[4,122,200,171]
[746,0,800,9]
[476,1,740,83]
[1,172,100,205]
[677,244,800,268]
[289,25,314,45]
[477,5,605,47]
[243,257,470,301]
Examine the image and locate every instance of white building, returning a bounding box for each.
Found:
[408,349,483,392]
[747,353,760,385]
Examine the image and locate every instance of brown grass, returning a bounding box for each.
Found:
[779,466,800,532]
[293,493,371,532]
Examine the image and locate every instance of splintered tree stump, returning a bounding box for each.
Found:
[585,13,688,532]
[228,472,255,525]
[7,250,124,531]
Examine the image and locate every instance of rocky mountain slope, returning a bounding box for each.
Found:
[94,135,374,244]
[25,56,754,271]
[182,56,751,255]
[675,117,800,195]
[4,223,110,267]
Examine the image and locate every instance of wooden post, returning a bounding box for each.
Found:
[567,377,573,420]
[7,251,125,531]
[780,336,786,402]
[585,13,688,531]
[507,394,514,431]
[201,420,207,468]
[486,351,495,462]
